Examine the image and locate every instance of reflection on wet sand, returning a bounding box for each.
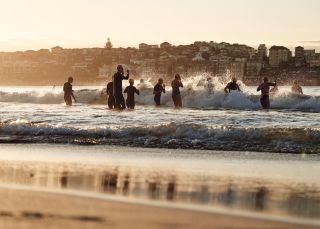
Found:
[0,162,319,219]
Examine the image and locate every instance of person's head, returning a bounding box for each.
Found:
[175,74,181,80]
[140,79,144,84]
[68,77,73,83]
[207,77,212,82]
[264,77,269,83]
[117,65,124,74]
[158,78,164,84]
[293,80,298,85]
[232,77,237,83]
[129,78,134,85]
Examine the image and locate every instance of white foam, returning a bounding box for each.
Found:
[0,77,319,112]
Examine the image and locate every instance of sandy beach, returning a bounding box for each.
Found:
[0,187,318,229]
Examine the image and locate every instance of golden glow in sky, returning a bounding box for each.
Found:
[0,0,319,51]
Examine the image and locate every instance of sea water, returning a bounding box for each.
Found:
[0,82,319,153]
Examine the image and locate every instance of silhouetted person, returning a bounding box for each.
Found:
[153,78,166,106]
[206,77,214,95]
[124,79,140,109]
[224,77,241,93]
[113,65,129,109]
[171,74,183,108]
[292,80,303,94]
[63,77,76,106]
[106,81,115,109]
[257,77,277,109]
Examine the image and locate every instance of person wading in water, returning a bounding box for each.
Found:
[257,77,277,109]
[113,65,129,109]
[171,74,183,109]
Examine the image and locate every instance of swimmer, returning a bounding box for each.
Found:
[124,78,140,109]
[171,74,183,109]
[153,78,166,106]
[224,77,241,93]
[113,65,129,109]
[257,77,277,109]
[63,77,76,106]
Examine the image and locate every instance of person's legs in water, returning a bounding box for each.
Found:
[64,95,72,106]
[172,95,182,108]
[114,93,121,109]
[154,95,161,106]
[177,94,182,108]
[260,95,270,109]
[119,94,126,109]
[108,96,115,109]
[126,98,134,109]
[172,95,177,108]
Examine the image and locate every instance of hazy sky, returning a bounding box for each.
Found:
[0,0,319,51]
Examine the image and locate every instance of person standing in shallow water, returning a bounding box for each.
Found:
[171,74,183,109]
[291,80,303,94]
[124,79,140,109]
[153,78,166,106]
[106,81,115,109]
[224,77,241,93]
[257,77,277,109]
[63,77,76,106]
[113,65,129,109]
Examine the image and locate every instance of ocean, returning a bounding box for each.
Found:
[0,78,319,223]
[0,79,319,153]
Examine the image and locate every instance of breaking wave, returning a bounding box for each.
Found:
[0,120,319,153]
[0,87,319,112]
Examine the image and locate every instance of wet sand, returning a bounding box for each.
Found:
[0,187,318,229]
[0,144,319,228]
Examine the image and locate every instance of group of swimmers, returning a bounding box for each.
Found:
[103,65,183,110]
[63,65,304,110]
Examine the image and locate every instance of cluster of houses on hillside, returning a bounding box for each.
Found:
[0,39,319,85]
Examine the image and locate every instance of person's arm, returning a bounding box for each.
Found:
[71,91,76,102]
[123,70,130,80]
[269,82,277,87]
[299,86,303,94]
[179,81,183,88]
[225,83,229,93]
[124,87,128,93]
[106,85,110,95]
[163,85,166,93]
[136,88,140,95]
[257,84,261,92]
[237,84,241,92]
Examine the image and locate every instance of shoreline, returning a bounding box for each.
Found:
[0,184,319,229]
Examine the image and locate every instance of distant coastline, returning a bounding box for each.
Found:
[0,39,319,86]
